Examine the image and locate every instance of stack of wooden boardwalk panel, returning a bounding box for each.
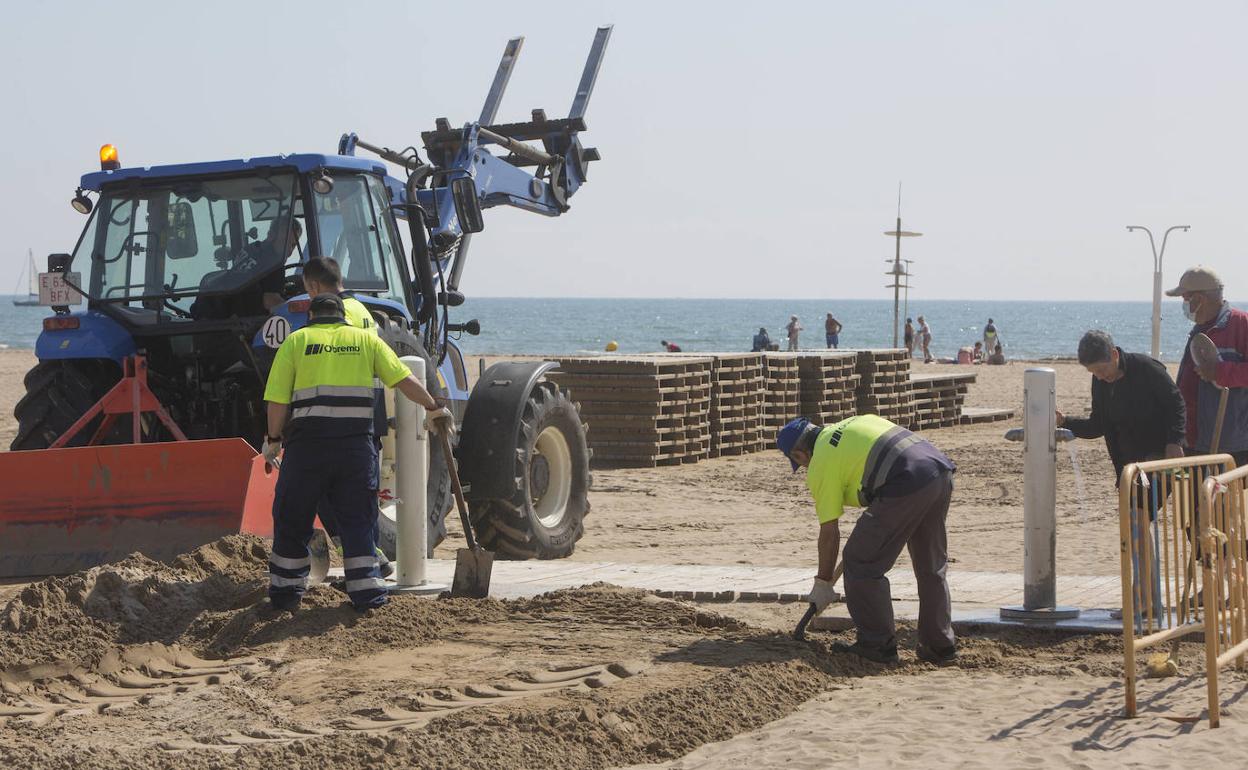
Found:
[853,349,915,425]
[909,372,977,429]
[547,356,713,468]
[959,406,1016,425]
[761,353,801,434]
[797,352,860,424]
[707,353,766,457]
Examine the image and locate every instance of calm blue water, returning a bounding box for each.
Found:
[0,296,1223,362]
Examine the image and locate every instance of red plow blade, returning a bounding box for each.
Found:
[0,438,277,578]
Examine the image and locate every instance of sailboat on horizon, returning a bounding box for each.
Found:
[12,249,40,306]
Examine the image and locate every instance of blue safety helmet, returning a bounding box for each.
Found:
[776,417,811,471]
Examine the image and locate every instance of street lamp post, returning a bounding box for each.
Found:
[1126,225,1190,359]
[884,220,921,348]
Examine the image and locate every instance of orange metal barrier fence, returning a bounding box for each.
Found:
[1200,464,1248,728]
[1119,455,1235,720]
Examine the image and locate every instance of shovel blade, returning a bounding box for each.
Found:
[307,528,331,586]
[450,547,494,598]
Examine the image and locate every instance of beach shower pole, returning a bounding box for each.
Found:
[1001,367,1079,620]
[392,356,447,595]
[1126,225,1190,360]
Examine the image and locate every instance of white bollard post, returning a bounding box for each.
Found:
[391,356,446,595]
[1000,367,1079,620]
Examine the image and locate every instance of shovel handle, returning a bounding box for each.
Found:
[438,430,478,551]
[792,561,845,641]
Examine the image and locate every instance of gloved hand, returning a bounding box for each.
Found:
[425,406,455,436]
[806,577,840,612]
[262,437,282,467]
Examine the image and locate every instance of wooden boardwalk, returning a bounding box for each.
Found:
[392,559,1121,609]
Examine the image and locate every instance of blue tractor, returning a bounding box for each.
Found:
[8,28,611,565]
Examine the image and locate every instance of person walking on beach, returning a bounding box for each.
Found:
[917,316,933,362]
[776,415,958,665]
[786,315,803,351]
[825,313,843,349]
[983,318,1000,354]
[903,318,915,358]
[752,327,772,352]
[1168,266,1248,464]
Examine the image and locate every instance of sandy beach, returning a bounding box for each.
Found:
[2,347,1246,768]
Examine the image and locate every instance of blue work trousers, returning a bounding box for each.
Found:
[269,436,388,610]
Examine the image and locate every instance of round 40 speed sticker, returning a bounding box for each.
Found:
[262,316,291,348]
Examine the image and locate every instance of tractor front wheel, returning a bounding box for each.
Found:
[470,381,590,559]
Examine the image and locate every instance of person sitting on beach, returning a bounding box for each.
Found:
[752,327,771,352]
[987,343,1006,365]
[972,341,985,363]
[661,340,682,353]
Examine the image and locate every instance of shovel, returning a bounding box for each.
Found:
[793,561,845,641]
[438,430,494,598]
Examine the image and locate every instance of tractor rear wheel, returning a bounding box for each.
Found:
[470,381,590,559]
[11,359,121,451]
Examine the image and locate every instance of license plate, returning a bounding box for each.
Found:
[38,272,84,306]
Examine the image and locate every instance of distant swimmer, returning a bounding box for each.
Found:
[661,340,682,352]
[825,312,843,349]
[752,327,772,352]
[786,315,803,351]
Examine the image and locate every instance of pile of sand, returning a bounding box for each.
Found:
[1,535,270,668]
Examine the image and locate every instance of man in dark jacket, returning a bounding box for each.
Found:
[1058,330,1185,478]
[1058,330,1184,620]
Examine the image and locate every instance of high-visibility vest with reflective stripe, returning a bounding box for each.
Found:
[806,414,926,524]
[264,320,411,442]
[341,294,377,334]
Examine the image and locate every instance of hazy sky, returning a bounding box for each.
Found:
[1,1,1244,301]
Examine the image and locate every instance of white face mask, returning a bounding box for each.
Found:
[1183,298,1198,322]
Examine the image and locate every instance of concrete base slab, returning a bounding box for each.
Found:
[809,603,1124,636]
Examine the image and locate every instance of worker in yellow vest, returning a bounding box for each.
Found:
[777,414,957,665]
[300,256,395,575]
[262,293,451,611]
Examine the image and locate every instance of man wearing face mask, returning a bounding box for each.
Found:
[1168,267,1248,465]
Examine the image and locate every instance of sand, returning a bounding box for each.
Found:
[6,347,1246,768]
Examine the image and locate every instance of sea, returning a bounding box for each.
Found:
[0,296,1225,362]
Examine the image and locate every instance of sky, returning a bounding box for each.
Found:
[0,0,1245,301]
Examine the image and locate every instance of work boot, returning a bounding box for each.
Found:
[916,643,958,667]
[377,548,395,580]
[832,640,899,665]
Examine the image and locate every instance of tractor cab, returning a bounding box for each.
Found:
[65,151,411,326]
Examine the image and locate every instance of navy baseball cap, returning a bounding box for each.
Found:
[776,417,811,471]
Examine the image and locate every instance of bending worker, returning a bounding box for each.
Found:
[262,293,450,611]
[777,414,957,665]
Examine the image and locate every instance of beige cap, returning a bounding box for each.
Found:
[1165,266,1223,296]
